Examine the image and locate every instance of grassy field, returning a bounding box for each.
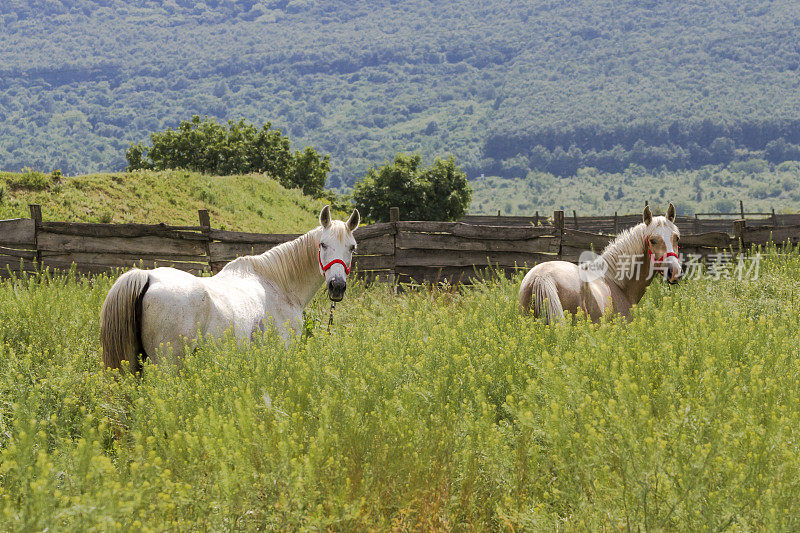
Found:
[470,161,800,216]
[1,249,799,530]
[0,170,331,232]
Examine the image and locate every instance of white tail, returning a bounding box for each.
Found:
[532,275,564,323]
[100,269,150,373]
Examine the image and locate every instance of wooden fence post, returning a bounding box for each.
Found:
[734,219,746,252]
[389,207,400,289]
[614,211,618,234]
[554,210,564,258]
[534,211,539,226]
[29,204,42,266]
[772,207,777,225]
[694,214,700,234]
[740,200,745,220]
[572,210,578,229]
[198,209,213,274]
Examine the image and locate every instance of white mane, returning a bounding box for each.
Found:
[582,217,679,287]
[222,227,321,293]
[221,220,352,295]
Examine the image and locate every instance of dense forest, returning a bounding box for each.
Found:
[1,0,800,187]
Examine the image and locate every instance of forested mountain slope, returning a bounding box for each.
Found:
[1,0,799,185]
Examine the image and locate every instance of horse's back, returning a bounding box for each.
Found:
[140,267,215,361]
[520,260,583,317]
[140,267,288,360]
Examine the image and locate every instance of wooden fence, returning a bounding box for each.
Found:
[463,201,800,235]
[0,205,797,284]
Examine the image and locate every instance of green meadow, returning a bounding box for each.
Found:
[1,248,799,530]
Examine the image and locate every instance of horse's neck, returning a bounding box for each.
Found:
[252,232,323,307]
[602,227,656,306]
[610,251,655,305]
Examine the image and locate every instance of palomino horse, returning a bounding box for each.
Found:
[100,206,359,372]
[520,203,682,322]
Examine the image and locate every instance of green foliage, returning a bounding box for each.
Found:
[126,116,329,197]
[1,250,800,528]
[288,146,330,197]
[3,169,50,191]
[2,1,800,184]
[352,154,471,222]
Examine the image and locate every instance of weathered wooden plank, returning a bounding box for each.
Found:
[42,260,206,276]
[460,215,542,227]
[208,229,301,244]
[354,222,396,240]
[396,248,555,268]
[40,252,209,271]
[357,234,394,255]
[0,246,37,260]
[0,256,35,273]
[776,214,800,226]
[742,225,800,245]
[396,232,559,254]
[40,221,206,240]
[561,229,613,251]
[680,232,735,248]
[352,254,394,271]
[559,247,589,263]
[209,241,276,261]
[396,265,526,285]
[0,218,36,246]
[397,221,557,240]
[38,232,207,256]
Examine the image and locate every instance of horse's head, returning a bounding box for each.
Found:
[317,205,360,301]
[643,203,682,284]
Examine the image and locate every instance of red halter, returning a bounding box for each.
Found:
[647,239,679,263]
[318,245,351,275]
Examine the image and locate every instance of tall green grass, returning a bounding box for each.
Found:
[1,250,799,530]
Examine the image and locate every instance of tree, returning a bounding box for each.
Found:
[352,154,472,222]
[126,116,329,197]
[288,147,330,197]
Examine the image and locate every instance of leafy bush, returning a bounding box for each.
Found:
[126,116,330,197]
[5,169,50,191]
[352,154,472,222]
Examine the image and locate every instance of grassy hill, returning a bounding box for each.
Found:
[0,170,331,232]
[470,161,800,216]
[2,0,800,187]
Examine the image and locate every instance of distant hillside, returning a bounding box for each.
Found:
[470,161,800,216]
[0,170,330,232]
[2,0,800,185]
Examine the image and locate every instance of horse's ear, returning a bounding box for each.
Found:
[643,204,652,226]
[319,205,331,229]
[666,202,676,222]
[346,208,360,233]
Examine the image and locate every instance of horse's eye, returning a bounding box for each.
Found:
[350,245,356,252]
[320,242,328,249]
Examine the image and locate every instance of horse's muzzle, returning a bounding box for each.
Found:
[327,278,347,301]
[666,263,682,285]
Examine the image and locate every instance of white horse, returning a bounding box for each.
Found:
[520,203,682,322]
[101,206,359,372]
